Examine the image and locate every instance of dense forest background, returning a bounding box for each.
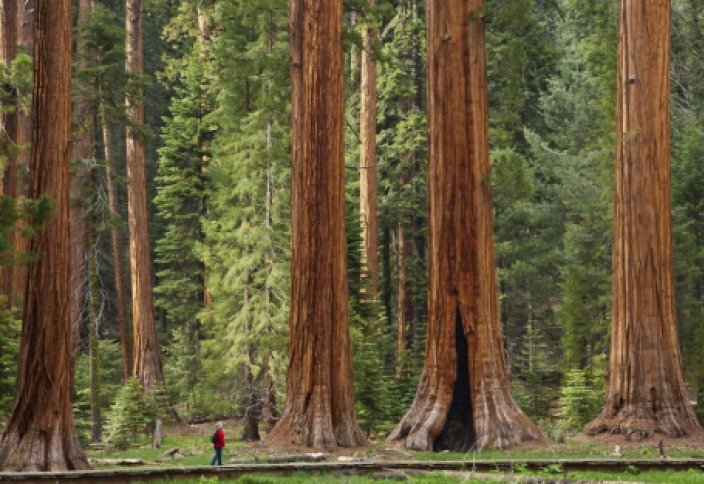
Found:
[1,0,704,445]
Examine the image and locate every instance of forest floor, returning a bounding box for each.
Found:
[81,419,704,482]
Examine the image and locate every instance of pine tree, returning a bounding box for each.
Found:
[201,0,290,430]
[154,0,213,408]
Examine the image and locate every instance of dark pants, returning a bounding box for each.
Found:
[210,447,223,465]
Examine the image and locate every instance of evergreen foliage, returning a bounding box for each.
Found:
[201,0,291,426]
[74,340,125,443]
[106,378,157,449]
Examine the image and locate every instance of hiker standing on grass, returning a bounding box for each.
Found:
[210,421,225,465]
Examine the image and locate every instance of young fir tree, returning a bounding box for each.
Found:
[154,0,215,413]
[202,0,290,432]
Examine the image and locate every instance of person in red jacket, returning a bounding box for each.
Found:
[209,421,225,465]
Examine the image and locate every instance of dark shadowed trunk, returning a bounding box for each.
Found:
[387,0,543,451]
[0,0,89,470]
[586,0,702,441]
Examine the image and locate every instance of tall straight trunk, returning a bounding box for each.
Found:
[359,0,378,299]
[69,0,95,352]
[0,0,17,179]
[396,224,414,378]
[87,218,101,443]
[125,0,162,389]
[0,0,17,312]
[266,0,364,449]
[586,0,701,441]
[0,0,89,470]
[100,99,131,381]
[388,0,542,451]
[7,0,33,318]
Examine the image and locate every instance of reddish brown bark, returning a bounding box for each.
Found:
[387,0,542,451]
[100,99,131,381]
[266,0,364,449]
[359,0,378,299]
[69,0,95,350]
[586,0,702,441]
[125,0,163,389]
[0,0,89,471]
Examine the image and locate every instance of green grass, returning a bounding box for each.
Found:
[138,472,461,483]
[87,434,250,467]
[127,469,704,484]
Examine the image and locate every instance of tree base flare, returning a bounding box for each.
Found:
[387,401,544,452]
[586,411,703,442]
[265,414,366,450]
[0,427,90,472]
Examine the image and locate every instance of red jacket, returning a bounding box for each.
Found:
[213,428,225,448]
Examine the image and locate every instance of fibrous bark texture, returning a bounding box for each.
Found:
[359,0,378,299]
[586,0,702,441]
[0,0,89,471]
[126,0,163,389]
[387,0,543,452]
[266,0,365,449]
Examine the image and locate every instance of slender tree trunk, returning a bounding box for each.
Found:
[0,0,17,312]
[586,0,702,441]
[101,99,131,381]
[396,224,414,379]
[87,217,101,443]
[242,359,260,442]
[125,0,163,389]
[387,0,542,451]
[69,0,95,354]
[359,0,378,299]
[0,1,89,470]
[266,0,365,449]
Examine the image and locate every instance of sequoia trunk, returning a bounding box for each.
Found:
[586,0,702,441]
[0,0,89,470]
[387,0,542,451]
[265,0,365,449]
[125,0,163,389]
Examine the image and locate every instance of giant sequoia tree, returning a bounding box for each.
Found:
[0,0,89,471]
[126,0,163,389]
[586,0,702,441]
[387,0,542,451]
[265,0,364,449]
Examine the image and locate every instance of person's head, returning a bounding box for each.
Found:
[217,421,223,429]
